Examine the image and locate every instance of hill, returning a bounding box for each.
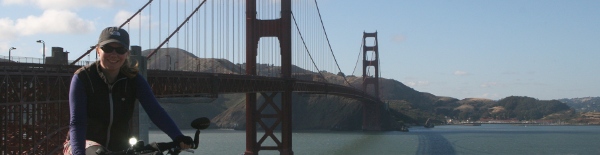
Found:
[140,48,585,129]
[559,97,600,112]
[489,96,572,120]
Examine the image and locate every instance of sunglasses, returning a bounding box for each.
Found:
[100,46,128,54]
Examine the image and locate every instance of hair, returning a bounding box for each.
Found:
[120,57,139,78]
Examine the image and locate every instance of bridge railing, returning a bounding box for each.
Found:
[0,55,95,66]
[69,60,95,66]
[0,56,44,64]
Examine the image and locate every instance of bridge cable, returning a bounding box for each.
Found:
[217,0,220,73]
[70,0,154,65]
[204,0,207,71]
[176,1,179,71]
[231,0,235,74]
[148,2,151,59]
[138,9,141,47]
[194,0,198,71]
[226,0,230,74]
[291,12,328,83]
[313,0,354,88]
[218,0,221,73]
[204,2,207,65]
[146,0,207,59]
[158,0,161,69]
[351,39,363,76]
[184,0,188,71]
[239,0,243,74]
[167,0,170,70]
[211,0,214,73]
[238,0,242,74]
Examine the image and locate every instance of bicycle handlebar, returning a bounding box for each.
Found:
[95,117,210,155]
[95,141,183,155]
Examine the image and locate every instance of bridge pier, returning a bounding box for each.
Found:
[362,103,382,131]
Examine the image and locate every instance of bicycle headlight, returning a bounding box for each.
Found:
[129,137,137,146]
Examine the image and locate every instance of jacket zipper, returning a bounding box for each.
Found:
[104,77,127,148]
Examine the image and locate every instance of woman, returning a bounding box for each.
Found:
[65,27,193,154]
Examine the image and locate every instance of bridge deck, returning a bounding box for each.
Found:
[0,62,382,154]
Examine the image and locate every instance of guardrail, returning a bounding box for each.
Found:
[0,55,95,66]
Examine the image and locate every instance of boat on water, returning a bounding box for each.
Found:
[424,118,434,128]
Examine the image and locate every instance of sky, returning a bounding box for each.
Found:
[1,0,599,100]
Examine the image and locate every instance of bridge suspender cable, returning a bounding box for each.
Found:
[313,0,354,88]
[352,40,363,76]
[291,13,327,83]
[148,2,151,57]
[147,0,207,59]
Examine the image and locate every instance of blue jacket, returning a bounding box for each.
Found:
[68,62,183,154]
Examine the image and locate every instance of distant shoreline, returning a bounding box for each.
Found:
[446,123,600,126]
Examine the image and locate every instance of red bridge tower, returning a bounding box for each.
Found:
[362,32,382,131]
[245,0,293,154]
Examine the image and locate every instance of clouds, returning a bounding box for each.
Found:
[0,10,95,41]
[0,0,105,38]
[454,70,469,76]
[15,10,95,36]
[0,18,18,41]
[0,0,119,50]
[391,34,405,43]
[113,10,150,29]
[3,0,115,10]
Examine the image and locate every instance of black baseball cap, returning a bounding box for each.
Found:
[97,27,130,50]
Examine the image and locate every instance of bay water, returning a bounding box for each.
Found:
[150,124,600,155]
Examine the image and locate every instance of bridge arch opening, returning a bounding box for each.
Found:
[366,51,377,61]
[365,66,377,77]
[364,37,377,47]
[257,37,282,77]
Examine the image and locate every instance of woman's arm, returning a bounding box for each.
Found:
[135,75,184,140]
[69,74,88,155]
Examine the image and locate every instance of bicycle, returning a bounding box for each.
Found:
[92,117,210,155]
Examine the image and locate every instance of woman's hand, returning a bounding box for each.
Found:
[179,141,192,149]
[174,135,194,149]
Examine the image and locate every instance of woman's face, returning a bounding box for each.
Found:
[97,42,129,73]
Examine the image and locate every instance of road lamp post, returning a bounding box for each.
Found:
[36,40,45,64]
[8,47,16,62]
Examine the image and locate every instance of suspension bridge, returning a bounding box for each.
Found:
[0,0,387,154]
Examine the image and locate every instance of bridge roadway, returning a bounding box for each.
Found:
[0,62,383,154]
[0,62,380,105]
[148,70,381,104]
